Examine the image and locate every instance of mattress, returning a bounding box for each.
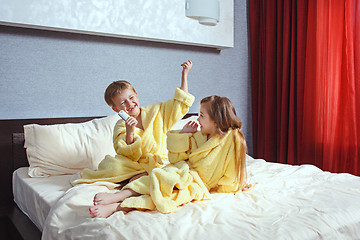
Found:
[12,167,73,231]
[42,156,360,239]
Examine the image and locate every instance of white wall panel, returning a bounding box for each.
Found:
[0,0,233,49]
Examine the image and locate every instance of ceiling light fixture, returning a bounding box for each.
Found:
[185,0,220,26]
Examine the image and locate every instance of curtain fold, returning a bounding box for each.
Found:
[249,0,360,175]
[249,0,308,164]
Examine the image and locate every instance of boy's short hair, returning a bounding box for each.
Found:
[104,80,137,107]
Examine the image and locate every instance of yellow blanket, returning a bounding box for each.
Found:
[121,129,246,213]
[73,88,194,185]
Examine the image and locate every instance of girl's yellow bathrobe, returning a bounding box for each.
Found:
[73,88,194,185]
[120,128,246,213]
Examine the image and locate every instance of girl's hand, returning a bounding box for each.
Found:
[180,121,198,133]
[181,60,192,76]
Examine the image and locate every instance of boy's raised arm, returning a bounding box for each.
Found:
[180,60,192,93]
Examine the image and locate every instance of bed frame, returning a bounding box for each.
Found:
[0,116,101,239]
[0,114,196,239]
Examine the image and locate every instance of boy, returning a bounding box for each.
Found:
[73,60,194,186]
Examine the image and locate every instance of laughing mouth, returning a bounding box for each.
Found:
[128,105,136,112]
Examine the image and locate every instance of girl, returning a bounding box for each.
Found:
[89,95,247,217]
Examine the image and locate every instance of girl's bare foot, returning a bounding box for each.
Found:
[94,192,122,205]
[93,189,141,205]
[89,203,134,218]
[89,203,119,218]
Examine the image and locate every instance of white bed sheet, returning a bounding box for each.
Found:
[12,156,360,239]
[39,155,360,240]
[12,167,73,231]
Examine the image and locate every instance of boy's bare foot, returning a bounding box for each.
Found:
[89,203,119,218]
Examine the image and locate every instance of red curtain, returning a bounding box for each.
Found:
[249,0,360,175]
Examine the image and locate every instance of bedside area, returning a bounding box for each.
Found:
[0,204,41,240]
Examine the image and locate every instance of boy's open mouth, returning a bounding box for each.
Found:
[127,105,136,112]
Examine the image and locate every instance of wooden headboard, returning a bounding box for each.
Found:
[0,114,196,207]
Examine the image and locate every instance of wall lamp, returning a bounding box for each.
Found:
[185,0,220,26]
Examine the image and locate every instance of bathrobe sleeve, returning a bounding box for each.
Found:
[166,131,207,164]
[160,88,195,132]
[166,130,193,164]
[112,120,143,162]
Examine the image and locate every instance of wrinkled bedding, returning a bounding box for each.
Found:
[38,155,360,239]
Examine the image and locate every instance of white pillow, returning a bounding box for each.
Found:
[24,114,119,177]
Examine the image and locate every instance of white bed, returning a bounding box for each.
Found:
[11,114,360,239]
[13,156,360,239]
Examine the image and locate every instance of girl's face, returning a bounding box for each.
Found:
[112,88,140,118]
[197,103,217,138]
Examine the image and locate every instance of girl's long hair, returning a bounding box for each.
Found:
[201,95,247,192]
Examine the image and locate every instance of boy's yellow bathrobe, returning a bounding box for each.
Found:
[73,88,194,185]
[120,128,246,213]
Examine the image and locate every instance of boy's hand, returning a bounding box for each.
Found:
[180,121,198,133]
[180,60,192,93]
[181,60,192,76]
[125,116,137,144]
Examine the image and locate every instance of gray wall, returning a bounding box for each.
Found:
[0,1,252,154]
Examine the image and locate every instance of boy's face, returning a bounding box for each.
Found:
[111,88,140,118]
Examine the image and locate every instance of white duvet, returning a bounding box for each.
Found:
[41,155,360,240]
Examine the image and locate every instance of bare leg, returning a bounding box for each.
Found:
[89,203,134,218]
[129,172,148,182]
[93,189,140,205]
